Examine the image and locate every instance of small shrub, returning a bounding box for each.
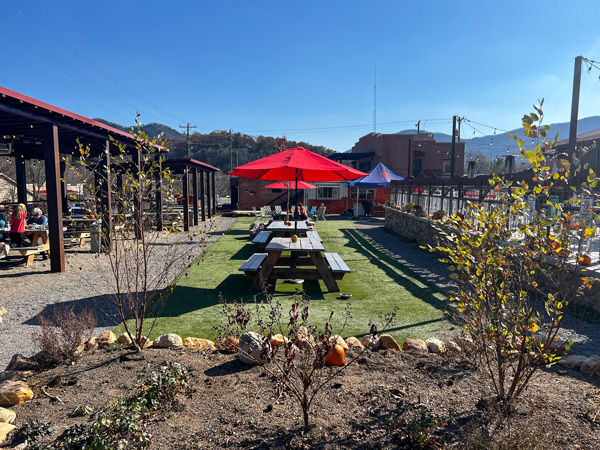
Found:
[388,404,446,449]
[11,419,56,449]
[431,210,447,221]
[138,361,189,410]
[34,305,96,366]
[403,202,415,212]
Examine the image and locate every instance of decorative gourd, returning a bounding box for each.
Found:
[578,254,592,266]
[325,344,347,366]
[291,234,298,243]
[89,214,95,219]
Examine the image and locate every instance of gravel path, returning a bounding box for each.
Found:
[0,216,237,369]
[353,218,600,357]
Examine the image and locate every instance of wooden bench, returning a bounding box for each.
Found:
[239,253,268,277]
[64,231,91,247]
[252,231,272,248]
[8,245,48,266]
[324,252,351,277]
[306,230,322,242]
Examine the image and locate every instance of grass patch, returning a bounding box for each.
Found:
[121,217,451,343]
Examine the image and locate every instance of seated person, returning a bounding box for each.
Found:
[27,207,48,227]
[295,203,309,221]
[0,207,7,245]
[9,203,27,247]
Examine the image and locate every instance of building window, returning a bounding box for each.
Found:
[443,156,451,174]
[317,186,339,199]
[350,188,375,199]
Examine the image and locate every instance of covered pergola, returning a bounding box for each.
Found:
[162,158,219,232]
[0,86,164,272]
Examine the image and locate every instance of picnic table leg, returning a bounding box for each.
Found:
[23,254,35,266]
[309,252,340,292]
[250,251,281,290]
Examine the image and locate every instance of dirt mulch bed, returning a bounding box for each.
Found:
[4,346,600,449]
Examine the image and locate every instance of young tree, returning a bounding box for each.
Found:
[434,103,594,407]
[68,115,208,350]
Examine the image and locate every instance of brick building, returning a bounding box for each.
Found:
[331,132,464,179]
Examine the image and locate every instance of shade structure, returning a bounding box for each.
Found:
[264,181,317,190]
[348,161,405,187]
[228,147,367,182]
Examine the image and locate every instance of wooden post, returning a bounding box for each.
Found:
[131,148,143,238]
[200,170,206,221]
[192,168,199,226]
[15,154,27,205]
[182,168,190,231]
[212,172,217,216]
[60,160,69,215]
[205,170,212,218]
[43,124,65,272]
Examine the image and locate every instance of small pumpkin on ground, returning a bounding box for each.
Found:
[578,254,592,266]
[325,344,347,366]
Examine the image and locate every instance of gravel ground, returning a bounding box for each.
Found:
[353,217,600,357]
[0,215,596,371]
[0,216,236,369]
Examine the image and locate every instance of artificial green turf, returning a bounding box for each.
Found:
[133,216,450,342]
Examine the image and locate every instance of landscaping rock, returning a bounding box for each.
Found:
[360,335,381,351]
[558,355,588,369]
[426,338,445,354]
[117,334,132,346]
[446,341,461,352]
[97,331,116,347]
[5,355,37,372]
[402,339,428,353]
[239,332,270,365]
[139,336,153,349]
[0,307,6,323]
[249,222,265,239]
[84,337,98,352]
[183,337,216,351]
[580,355,600,377]
[269,334,289,347]
[0,371,32,383]
[0,407,15,423]
[380,334,401,351]
[154,333,183,349]
[329,335,349,351]
[0,381,33,406]
[0,423,16,445]
[215,337,239,353]
[345,337,364,350]
[295,327,315,350]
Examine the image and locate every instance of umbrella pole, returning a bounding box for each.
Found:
[292,169,299,269]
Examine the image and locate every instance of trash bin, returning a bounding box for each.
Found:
[90,224,102,253]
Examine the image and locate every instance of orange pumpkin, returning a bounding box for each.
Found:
[325,344,347,366]
[89,214,95,219]
[578,254,592,266]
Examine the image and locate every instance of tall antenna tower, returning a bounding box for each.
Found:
[373,63,377,133]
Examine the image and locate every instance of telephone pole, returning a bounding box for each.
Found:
[450,116,457,178]
[229,129,233,172]
[568,56,583,157]
[179,123,197,158]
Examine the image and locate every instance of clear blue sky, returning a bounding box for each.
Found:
[1,0,599,151]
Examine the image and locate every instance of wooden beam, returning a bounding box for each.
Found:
[192,168,199,226]
[43,124,65,272]
[15,153,27,205]
[200,170,206,221]
[205,170,211,218]
[212,172,217,217]
[155,156,163,231]
[182,168,189,231]
[97,140,113,252]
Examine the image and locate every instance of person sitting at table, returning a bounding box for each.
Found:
[0,207,7,241]
[27,207,48,227]
[295,203,308,220]
[9,203,27,247]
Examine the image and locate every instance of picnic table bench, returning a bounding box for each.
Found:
[252,231,272,248]
[239,253,268,277]
[8,245,48,266]
[306,230,322,242]
[324,252,351,274]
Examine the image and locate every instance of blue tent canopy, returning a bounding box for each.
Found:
[348,161,404,188]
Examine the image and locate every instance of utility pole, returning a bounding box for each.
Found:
[229,129,233,172]
[179,123,197,158]
[568,55,583,157]
[450,115,457,179]
[415,120,421,134]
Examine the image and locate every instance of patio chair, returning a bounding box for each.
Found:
[308,205,318,219]
[261,206,272,220]
[274,205,282,218]
[252,206,261,222]
[315,206,327,221]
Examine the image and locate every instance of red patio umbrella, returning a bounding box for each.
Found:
[229,147,367,233]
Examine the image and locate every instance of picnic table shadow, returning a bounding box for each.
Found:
[23,294,123,328]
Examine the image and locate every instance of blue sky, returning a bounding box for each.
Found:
[1,0,599,151]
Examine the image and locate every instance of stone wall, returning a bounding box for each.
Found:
[384,206,600,313]
[384,207,440,247]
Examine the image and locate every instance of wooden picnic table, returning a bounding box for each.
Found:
[247,236,346,292]
[266,220,309,236]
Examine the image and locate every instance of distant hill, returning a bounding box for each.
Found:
[93,119,184,140]
[397,116,600,158]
